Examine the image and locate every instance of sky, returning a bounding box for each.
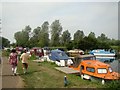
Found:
[1,0,119,43]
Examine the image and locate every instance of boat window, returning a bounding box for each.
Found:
[56,60,60,62]
[39,49,42,52]
[97,68,107,74]
[58,52,64,56]
[86,67,95,73]
[108,67,113,73]
[80,65,84,70]
[83,56,96,60]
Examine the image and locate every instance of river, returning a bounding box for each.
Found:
[96,56,120,73]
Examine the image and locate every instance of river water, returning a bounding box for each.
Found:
[96,56,120,73]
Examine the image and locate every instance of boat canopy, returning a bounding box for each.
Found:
[49,49,69,61]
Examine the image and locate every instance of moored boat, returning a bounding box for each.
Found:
[89,49,115,57]
[48,49,73,66]
[70,59,120,84]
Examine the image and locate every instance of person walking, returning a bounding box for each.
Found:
[8,49,18,76]
[20,49,30,74]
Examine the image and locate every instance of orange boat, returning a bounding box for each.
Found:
[70,59,120,84]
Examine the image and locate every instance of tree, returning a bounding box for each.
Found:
[96,41,110,49]
[115,40,120,46]
[73,30,84,49]
[66,41,74,50]
[50,20,62,46]
[74,30,84,42]
[24,25,31,33]
[97,33,108,42]
[78,36,97,51]
[38,21,49,47]
[88,32,96,38]
[97,33,111,49]
[29,27,41,47]
[14,25,31,47]
[14,31,23,46]
[61,30,71,46]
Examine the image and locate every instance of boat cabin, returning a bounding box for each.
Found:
[67,49,84,57]
[70,54,96,68]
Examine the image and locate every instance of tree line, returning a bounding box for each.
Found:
[2,20,120,51]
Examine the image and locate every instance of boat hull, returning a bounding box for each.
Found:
[93,53,115,57]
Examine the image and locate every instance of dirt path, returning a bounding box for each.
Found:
[2,57,25,88]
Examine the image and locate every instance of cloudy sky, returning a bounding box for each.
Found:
[1,0,119,43]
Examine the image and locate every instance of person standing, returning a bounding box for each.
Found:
[8,49,18,76]
[20,49,30,74]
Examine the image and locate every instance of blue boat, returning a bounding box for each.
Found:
[49,49,69,61]
[89,49,115,57]
[48,49,73,66]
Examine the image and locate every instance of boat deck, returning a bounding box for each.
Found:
[55,67,80,74]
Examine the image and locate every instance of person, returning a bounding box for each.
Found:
[64,76,68,87]
[8,49,18,76]
[20,49,30,74]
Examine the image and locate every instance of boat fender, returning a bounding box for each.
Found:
[81,74,84,79]
[102,79,105,85]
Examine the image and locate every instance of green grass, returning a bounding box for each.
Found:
[2,50,10,57]
[17,60,104,88]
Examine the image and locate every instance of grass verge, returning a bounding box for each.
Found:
[17,60,104,88]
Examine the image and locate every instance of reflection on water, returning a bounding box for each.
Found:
[96,56,120,73]
[110,60,120,73]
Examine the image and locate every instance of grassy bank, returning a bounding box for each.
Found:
[17,60,104,88]
[2,50,119,88]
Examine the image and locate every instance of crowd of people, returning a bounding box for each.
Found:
[8,48,31,76]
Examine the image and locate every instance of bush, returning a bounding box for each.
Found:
[2,50,10,57]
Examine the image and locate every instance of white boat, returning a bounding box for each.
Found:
[96,56,115,62]
[89,49,115,57]
[96,56,115,59]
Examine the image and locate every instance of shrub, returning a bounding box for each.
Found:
[2,50,10,57]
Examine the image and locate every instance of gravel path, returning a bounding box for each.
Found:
[2,57,24,89]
